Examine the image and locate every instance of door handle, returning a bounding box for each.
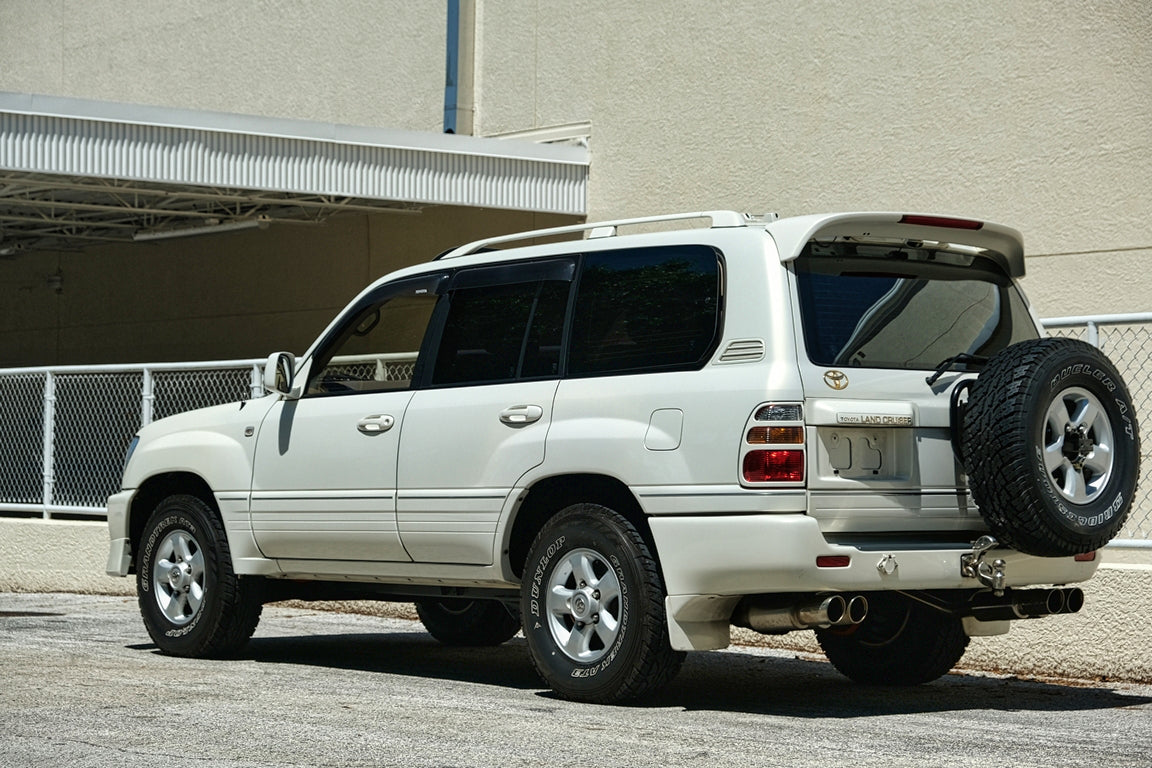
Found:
[357,414,395,435]
[499,404,543,425]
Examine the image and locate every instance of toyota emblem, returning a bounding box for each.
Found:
[823,370,849,390]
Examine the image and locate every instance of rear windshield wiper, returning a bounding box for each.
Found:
[926,353,988,386]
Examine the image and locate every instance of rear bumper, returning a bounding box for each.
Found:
[649,513,1097,596]
[649,513,1099,651]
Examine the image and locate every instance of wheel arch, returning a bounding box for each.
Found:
[126,472,219,574]
[505,473,656,580]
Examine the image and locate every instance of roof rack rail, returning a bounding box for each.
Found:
[436,210,778,260]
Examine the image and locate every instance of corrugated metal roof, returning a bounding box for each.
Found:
[0,92,587,252]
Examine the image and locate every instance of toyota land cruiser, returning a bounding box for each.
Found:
[107,211,1139,703]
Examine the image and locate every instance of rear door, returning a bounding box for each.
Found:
[397,260,573,564]
[788,235,1040,536]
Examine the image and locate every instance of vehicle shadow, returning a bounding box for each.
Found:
[215,629,1152,717]
[651,650,1152,717]
[239,630,543,691]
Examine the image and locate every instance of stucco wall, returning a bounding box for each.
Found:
[0,0,446,131]
[473,0,1152,317]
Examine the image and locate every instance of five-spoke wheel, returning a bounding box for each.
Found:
[521,503,684,703]
[151,529,206,626]
[137,494,262,657]
[1043,386,1114,504]
[545,548,622,663]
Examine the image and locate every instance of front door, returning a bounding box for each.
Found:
[249,275,443,562]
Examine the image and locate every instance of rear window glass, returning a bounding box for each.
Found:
[795,244,1037,371]
[432,279,568,385]
[569,245,721,376]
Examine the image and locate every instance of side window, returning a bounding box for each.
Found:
[569,245,721,376]
[431,278,569,386]
[306,277,441,396]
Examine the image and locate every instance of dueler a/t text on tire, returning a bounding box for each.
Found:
[521,504,685,703]
[137,494,263,657]
[961,338,1140,557]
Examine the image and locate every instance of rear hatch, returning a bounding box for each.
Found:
[774,214,1040,542]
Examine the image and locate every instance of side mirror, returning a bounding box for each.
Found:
[263,352,296,396]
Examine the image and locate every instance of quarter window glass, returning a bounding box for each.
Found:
[306,282,439,396]
[569,246,721,376]
[432,279,569,386]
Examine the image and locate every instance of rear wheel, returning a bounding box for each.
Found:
[415,598,520,646]
[521,504,684,703]
[136,494,262,657]
[816,593,968,685]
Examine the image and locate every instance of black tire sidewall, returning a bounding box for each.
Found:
[136,496,227,655]
[415,598,520,646]
[1027,357,1138,537]
[963,338,1140,555]
[816,593,968,685]
[521,506,647,701]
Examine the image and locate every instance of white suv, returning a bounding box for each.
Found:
[107,211,1139,703]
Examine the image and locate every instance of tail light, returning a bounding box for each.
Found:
[741,402,805,485]
[898,214,984,230]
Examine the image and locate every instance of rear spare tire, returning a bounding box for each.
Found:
[961,337,1139,556]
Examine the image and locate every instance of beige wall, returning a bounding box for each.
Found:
[0,208,574,367]
[474,0,1152,317]
[0,0,446,130]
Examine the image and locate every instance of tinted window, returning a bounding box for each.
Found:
[569,246,721,376]
[305,277,441,396]
[432,278,570,386]
[795,245,1038,370]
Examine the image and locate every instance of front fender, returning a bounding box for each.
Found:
[122,397,277,492]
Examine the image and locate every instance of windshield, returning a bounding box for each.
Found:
[794,243,1038,371]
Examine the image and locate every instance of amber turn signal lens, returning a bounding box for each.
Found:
[747,426,804,444]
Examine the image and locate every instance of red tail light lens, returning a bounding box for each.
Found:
[1073,551,1097,562]
[743,450,804,482]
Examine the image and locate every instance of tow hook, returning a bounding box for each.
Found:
[961,535,1007,595]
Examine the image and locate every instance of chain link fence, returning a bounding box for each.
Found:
[0,360,264,518]
[0,319,1149,544]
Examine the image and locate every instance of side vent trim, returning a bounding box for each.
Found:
[718,339,765,363]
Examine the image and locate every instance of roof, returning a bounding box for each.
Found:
[0,92,588,253]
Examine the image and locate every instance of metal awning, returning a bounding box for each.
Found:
[0,92,588,254]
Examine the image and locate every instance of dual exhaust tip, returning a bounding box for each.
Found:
[967,586,1085,622]
[734,593,869,634]
[734,586,1085,635]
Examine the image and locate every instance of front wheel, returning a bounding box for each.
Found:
[136,494,262,657]
[815,592,969,685]
[521,504,684,703]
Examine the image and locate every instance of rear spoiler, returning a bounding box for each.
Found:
[766,212,1026,278]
